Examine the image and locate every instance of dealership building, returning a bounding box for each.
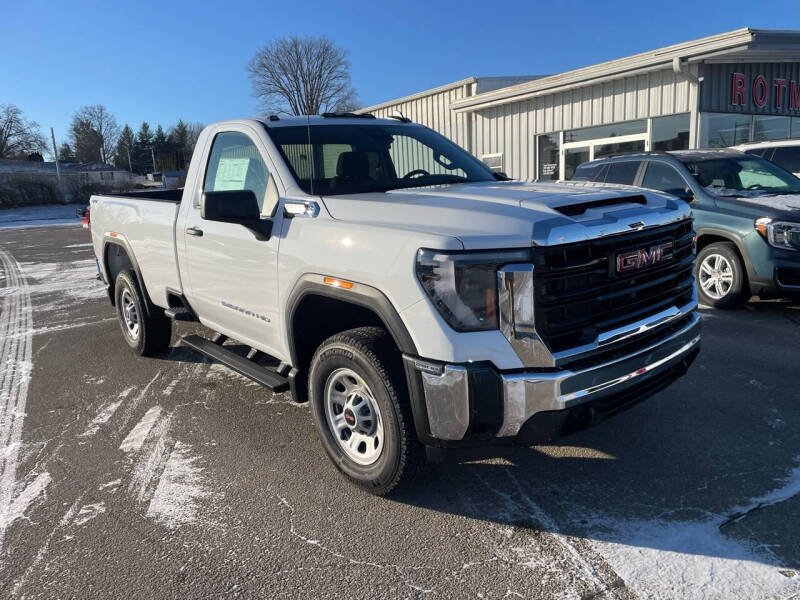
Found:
[357,28,800,181]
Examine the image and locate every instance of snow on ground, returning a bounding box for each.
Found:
[79,399,124,438]
[585,456,800,599]
[0,205,83,229]
[18,259,105,312]
[146,442,210,529]
[73,502,106,526]
[119,406,162,453]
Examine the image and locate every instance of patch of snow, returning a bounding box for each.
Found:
[19,259,105,310]
[120,406,162,453]
[588,455,800,599]
[79,399,123,438]
[146,442,210,528]
[589,518,799,600]
[0,205,83,229]
[127,413,173,503]
[73,502,105,526]
[64,243,93,248]
[0,472,51,530]
[98,479,122,491]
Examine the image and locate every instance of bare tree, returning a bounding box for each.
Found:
[69,105,121,163]
[0,104,46,159]
[247,36,359,115]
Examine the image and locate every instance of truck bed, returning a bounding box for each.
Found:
[99,188,184,202]
[90,190,184,308]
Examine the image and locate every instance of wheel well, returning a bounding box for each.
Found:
[696,233,750,284]
[104,242,134,305]
[290,294,390,401]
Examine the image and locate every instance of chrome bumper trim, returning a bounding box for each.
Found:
[497,312,700,437]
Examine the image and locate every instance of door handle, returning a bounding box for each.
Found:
[185,226,203,237]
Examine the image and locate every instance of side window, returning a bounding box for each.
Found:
[204,132,270,211]
[604,161,641,185]
[641,162,688,196]
[771,147,800,174]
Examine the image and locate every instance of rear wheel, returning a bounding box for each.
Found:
[308,327,424,496]
[696,242,749,309]
[114,270,172,356]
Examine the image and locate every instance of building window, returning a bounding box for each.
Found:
[481,153,504,173]
[753,116,791,142]
[651,113,690,150]
[563,119,646,144]
[536,134,559,180]
[791,117,800,139]
[705,113,751,147]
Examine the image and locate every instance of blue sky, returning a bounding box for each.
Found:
[4,0,800,152]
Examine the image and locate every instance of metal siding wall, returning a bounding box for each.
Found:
[364,66,695,181]
[366,85,468,147]
[470,66,693,180]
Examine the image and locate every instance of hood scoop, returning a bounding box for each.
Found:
[553,195,647,217]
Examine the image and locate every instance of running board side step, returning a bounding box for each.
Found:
[180,334,290,392]
[164,306,197,321]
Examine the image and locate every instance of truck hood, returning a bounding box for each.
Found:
[321,181,691,249]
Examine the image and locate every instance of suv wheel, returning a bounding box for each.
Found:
[308,327,424,496]
[696,242,748,309]
[114,270,172,355]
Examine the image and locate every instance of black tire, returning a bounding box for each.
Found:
[308,326,424,496]
[695,242,749,309]
[114,269,172,356]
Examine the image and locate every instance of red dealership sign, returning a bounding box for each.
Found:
[731,72,800,110]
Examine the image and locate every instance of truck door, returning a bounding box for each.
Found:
[181,125,285,358]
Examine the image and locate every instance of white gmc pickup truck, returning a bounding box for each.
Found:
[90,115,700,495]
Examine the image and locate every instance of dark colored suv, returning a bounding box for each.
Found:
[572,150,800,308]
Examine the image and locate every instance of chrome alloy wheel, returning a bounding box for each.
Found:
[698,253,734,300]
[120,288,140,339]
[324,368,384,466]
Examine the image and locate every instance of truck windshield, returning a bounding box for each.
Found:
[679,155,800,197]
[265,124,496,195]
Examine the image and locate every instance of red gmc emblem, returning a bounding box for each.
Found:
[616,241,674,274]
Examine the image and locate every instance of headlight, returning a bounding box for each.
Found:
[416,248,530,331]
[755,218,800,251]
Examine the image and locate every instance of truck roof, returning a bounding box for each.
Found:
[255,115,420,128]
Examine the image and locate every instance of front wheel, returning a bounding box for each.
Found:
[695,242,749,309]
[308,327,424,496]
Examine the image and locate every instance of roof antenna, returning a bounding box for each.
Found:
[306,113,315,196]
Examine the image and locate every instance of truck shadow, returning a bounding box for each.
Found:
[392,300,800,571]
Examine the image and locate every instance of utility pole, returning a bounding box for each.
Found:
[50,128,61,183]
[126,145,132,172]
[150,147,157,174]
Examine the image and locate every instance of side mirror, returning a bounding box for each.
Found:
[201,190,273,241]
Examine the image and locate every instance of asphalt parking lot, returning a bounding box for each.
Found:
[1,217,799,599]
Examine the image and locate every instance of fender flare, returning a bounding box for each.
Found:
[102,236,158,317]
[695,227,756,283]
[284,274,417,367]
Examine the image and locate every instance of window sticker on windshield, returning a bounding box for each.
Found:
[214,157,250,191]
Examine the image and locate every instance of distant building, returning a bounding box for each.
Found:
[0,159,145,206]
[357,28,800,181]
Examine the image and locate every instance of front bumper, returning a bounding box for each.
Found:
[403,311,700,446]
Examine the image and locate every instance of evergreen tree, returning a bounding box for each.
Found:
[58,142,75,162]
[114,125,135,171]
[153,124,168,171]
[134,122,153,173]
[168,120,189,169]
